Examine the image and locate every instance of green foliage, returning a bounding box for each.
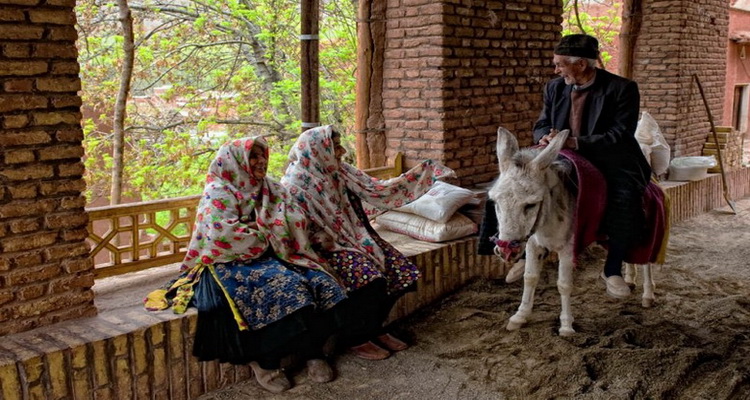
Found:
[267,146,292,179]
[76,0,358,204]
[561,0,622,69]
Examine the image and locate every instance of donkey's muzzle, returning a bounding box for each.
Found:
[493,238,523,263]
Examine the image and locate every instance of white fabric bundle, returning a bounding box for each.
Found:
[634,111,670,176]
[376,181,479,242]
[376,211,478,243]
[394,181,477,223]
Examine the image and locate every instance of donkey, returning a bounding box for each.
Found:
[488,127,655,336]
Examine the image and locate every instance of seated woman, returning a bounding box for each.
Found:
[145,137,347,393]
[281,125,454,360]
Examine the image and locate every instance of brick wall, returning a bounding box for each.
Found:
[381,0,562,187]
[380,0,448,171]
[0,0,96,335]
[380,0,732,183]
[635,0,729,157]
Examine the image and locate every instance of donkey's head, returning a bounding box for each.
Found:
[488,127,570,262]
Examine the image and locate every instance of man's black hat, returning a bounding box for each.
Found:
[554,34,599,59]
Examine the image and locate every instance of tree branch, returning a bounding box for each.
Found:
[126,119,282,132]
[110,0,135,205]
[129,3,199,19]
[137,46,201,91]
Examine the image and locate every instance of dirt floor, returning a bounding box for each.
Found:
[188,198,750,400]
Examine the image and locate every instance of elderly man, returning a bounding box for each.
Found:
[533,34,651,299]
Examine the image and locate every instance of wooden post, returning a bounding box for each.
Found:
[355,0,387,168]
[619,0,642,79]
[355,0,373,169]
[301,0,320,132]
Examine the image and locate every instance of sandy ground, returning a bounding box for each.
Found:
[104,197,750,400]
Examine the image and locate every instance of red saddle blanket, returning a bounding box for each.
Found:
[560,150,668,265]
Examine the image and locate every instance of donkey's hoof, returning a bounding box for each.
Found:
[559,327,576,337]
[642,298,655,308]
[506,320,523,331]
[506,315,526,331]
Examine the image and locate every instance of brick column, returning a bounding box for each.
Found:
[634,0,729,157]
[0,0,96,335]
[380,0,562,187]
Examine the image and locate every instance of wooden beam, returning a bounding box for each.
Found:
[355,0,373,169]
[355,0,387,168]
[619,0,643,79]
[301,0,320,131]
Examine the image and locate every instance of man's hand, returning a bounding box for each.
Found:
[538,129,559,146]
[539,129,577,149]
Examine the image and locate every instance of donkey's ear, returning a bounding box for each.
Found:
[496,126,519,172]
[531,129,569,170]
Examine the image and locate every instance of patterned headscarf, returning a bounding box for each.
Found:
[281,125,455,265]
[180,136,326,272]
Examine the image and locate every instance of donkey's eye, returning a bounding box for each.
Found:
[524,203,536,213]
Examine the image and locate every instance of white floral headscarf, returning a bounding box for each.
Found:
[281,125,456,265]
[180,136,326,272]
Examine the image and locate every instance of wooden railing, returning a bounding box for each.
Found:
[86,153,404,279]
[87,195,200,278]
[361,152,403,180]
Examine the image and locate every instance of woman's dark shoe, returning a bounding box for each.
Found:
[306,359,335,383]
[350,341,390,360]
[249,361,292,393]
[376,333,409,352]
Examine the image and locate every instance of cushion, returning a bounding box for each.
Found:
[395,181,477,223]
[375,210,478,243]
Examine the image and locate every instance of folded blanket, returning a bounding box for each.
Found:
[559,150,607,262]
[627,180,669,264]
[560,150,668,265]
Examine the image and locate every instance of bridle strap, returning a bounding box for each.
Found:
[492,200,544,257]
[525,201,544,241]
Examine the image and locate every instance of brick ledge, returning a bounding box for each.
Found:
[0,235,503,400]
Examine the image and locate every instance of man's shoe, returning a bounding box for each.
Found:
[350,341,390,360]
[249,361,292,393]
[306,359,334,383]
[505,259,525,283]
[376,333,408,352]
[600,272,632,299]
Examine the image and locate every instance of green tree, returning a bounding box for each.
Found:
[561,0,622,68]
[76,0,357,203]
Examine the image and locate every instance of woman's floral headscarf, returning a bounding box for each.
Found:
[180,136,326,272]
[281,125,455,265]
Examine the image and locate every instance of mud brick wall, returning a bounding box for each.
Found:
[0,0,96,335]
[380,0,562,187]
[635,0,729,157]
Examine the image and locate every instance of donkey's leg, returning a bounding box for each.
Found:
[623,262,637,286]
[556,245,576,336]
[640,263,656,308]
[507,241,543,331]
